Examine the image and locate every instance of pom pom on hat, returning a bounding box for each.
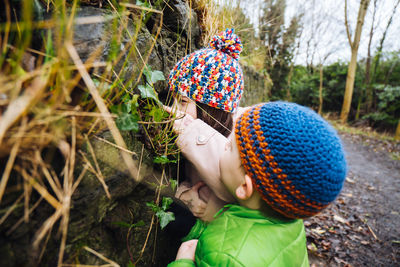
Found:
[209,28,243,60]
[168,29,244,113]
[235,102,347,219]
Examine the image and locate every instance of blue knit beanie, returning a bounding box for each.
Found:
[235,101,347,219]
[168,29,244,113]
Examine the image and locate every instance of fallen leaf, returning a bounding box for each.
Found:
[334,214,348,224]
[307,242,318,252]
[311,228,326,235]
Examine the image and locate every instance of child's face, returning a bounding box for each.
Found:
[219,131,246,197]
[173,95,197,119]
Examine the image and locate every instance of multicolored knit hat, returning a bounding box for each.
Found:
[168,29,244,113]
[235,102,347,219]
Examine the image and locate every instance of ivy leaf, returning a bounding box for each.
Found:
[136,0,150,8]
[148,106,168,122]
[143,66,165,84]
[116,113,139,131]
[110,105,119,114]
[153,155,176,164]
[138,84,161,105]
[128,261,136,267]
[143,66,153,84]
[161,197,173,210]
[121,101,131,113]
[146,201,159,213]
[131,94,140,109]
[170,179,178,192]
[149,70,165,84]
[156,210,175,229]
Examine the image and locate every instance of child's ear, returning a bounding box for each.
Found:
[235,175,254,200]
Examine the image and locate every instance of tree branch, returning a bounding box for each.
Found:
[344,0,353,47]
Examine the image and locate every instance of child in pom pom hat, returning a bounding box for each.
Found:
[168,29,245,222]
[165,101,347,266]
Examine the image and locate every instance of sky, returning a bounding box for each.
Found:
[220,0,400,65]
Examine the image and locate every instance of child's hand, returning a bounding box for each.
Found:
[176,182,208,218]
[163,104,195,134]
[175,239,198,261]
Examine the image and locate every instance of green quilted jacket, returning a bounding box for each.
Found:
[167,205,309,267]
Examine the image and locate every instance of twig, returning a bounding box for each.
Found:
[367,223,379,240]
[35,150,63,201]
[78,150,111,200]
[0,193,23,226]
[0,75,48,145]
[0,117,27,203]
[136,144,145,181]
[56,111,117,118]
[6,197,43,235]
[93,135,137,156]
[134,168,166,265]
[23,177,32,222]
[83,246,120,267]
[17,167,61,210]
[85,135,111,199]
[71,164,89,194]
[32,207,63,248]
[66,42,140,183]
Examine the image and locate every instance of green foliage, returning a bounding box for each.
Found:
[111,66,165,131]
[138,84,161,105]
[362,85,400,129]
[139,66,165,105]
[146,197,175,229]
[111,94,140,132]
[112,220,145,228]
[259,0,302,98]
[153,155,177,164]
[289,62,364,113]
[169,179,178,192]
[143,66,165,85]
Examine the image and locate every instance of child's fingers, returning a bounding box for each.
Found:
[162,104,173,114]
[175,240,198,261]
[191,181,205,191]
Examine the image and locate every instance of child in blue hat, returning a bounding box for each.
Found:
[166,101,347,266]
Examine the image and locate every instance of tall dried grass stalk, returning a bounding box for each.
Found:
[0,72,50,146]
[84,135,111,199]
[0,117,27,203]
[0,193,23,226]
[6,196,43,235]
[0,1,174,265]
[66,42,141,183]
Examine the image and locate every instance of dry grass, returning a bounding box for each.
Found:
[192,0,266,71]
[0,1,175,266]
[192,0,240,45]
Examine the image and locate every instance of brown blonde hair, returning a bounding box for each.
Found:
[196,102,233,138]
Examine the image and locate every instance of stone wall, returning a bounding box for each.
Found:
[241,65,272,107]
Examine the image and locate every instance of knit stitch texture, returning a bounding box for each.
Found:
[235,101,347,219]
[168,29,244,113]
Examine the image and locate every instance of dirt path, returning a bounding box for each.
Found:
[306,132,400,267]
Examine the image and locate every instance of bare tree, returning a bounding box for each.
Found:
[363,0,379,114]
[298,0,339,113]
[370,0,400,108]
[340,0,371,123]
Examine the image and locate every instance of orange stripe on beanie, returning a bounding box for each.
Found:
[235,102,347,219]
